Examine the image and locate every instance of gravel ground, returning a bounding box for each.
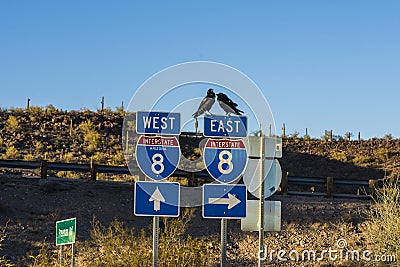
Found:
[0,175,383,266]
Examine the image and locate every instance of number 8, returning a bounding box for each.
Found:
[151,153,165,174]
[218,150,233,174]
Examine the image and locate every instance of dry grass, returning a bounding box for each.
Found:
[79,209,217,266]
[5,115,19,132]
[0,223,13,267]
[21,241,59,267]
[20,210,217,267]
[364,179,400,265]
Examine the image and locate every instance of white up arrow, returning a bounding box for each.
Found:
[208,193,241,209]
[149,187,165,211]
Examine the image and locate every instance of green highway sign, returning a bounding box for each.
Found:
[56,218,76,246]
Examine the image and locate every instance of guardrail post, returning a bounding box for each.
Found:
[90,163,97,181]
[369,179,378,198]
[40,160,47,179]
[281,172,288,195]
[326,176,333,198]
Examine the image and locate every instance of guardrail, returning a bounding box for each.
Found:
[280,173,386,199]
[0,159,210,181]
[0,159,387,199]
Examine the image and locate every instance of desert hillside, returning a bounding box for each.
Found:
[0,107,399,181]
[0,107,399,266]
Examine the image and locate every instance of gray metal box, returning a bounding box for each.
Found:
[245,136,282,158]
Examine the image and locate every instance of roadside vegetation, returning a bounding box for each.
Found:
[20,210,217,267]
[0,223,13,267]
[365,179,400,265]
[0,106,399,181]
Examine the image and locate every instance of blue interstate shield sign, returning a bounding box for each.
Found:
[136,136,180,180]
[203,138,248,183]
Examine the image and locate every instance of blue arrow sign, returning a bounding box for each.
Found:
[136,111,181,135]
[203,115,247,138]
[203,184,247,219]
[134,181,180,217]
[203,138,248,183]
[136,136,180,181]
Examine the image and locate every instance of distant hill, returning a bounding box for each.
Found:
[0,107,398,180]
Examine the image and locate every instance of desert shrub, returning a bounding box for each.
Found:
[290,131,300,140]
[80,120,101,152]
[0,224,13,267]
[35,141,43,152]
[79,210,217,266]
[61,152,74,163]
[45,104,58,115]
[7,107,24,115]
[5,116,19,132]
[91,152,107,164]
[23,154,36,161]
[84,131,101,152]
[352,155,370,165]
[383,134,394,141]
[28,106,44,116]
[20,240,60,267]
[80,119,95,133]
[365,179,400,265]
[4,146,18,159]
[332,151,347,162]
[159,210,217,267]
[56,171,80,179]
[115,105,125,116]
[375,148,389,162]
[110,150,125,165]
[98,107,112,114]
[79,219,152,266]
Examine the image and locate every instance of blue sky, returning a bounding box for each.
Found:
[1,1,399,138]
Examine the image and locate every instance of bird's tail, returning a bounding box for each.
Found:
[236,109,244,115]
[192,112,199,118]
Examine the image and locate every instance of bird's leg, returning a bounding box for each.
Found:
[195,118,198,134]
[205,111,214,117]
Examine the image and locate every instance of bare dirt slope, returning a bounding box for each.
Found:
[0,175,372,266]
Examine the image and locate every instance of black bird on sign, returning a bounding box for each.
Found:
[192,88,216,118]
[216,93,243,115]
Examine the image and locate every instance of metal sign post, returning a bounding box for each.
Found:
[134,112,182,267]
[221,219,227,267]
[56,217,76,267]
[258,133,265,267]
[71,243,75,267]
[202,115,248,267]
[59,246,64,266]
[153,216,160,267]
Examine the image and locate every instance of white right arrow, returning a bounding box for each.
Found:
[149,187,166,211]
[208,193,241,209]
